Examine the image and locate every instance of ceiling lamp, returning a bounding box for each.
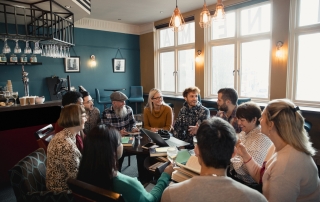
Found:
[199,0,211,28]
[169,0,185,32]
[212,0,226,21]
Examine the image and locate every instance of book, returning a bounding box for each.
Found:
[172,155,201,182]
[149,146,170,157]
[121,136,135,146]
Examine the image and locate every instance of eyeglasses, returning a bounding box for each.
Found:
[84,99,94,104]
[152,96,163,100]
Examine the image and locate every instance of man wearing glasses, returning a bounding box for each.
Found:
[79,86,101,135]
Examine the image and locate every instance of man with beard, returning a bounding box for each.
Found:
[101,91,139,135]
[79,86,101,135]
[102,91,150,182]
[173,87,209,147]
[216,88,241,133]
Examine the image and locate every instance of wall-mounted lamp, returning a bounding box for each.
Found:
[90,55,96,67]
[196,50,202,62]
[276,41,283,58]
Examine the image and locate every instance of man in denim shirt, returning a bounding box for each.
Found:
[216,88,241,133]
[173,87,210,147]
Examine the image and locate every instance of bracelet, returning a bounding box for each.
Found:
[244,156,252,164]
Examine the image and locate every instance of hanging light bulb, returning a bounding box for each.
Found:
[212,0,226,21]
[199,0,211,28]
[169,0,185,32]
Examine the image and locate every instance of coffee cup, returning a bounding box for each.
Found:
[29,96,36,105]
[19,97,26,106]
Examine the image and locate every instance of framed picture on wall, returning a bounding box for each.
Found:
[113,58,126,73]
[65,56,80,73]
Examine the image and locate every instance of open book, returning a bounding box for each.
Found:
[172,155,201,182]
[121,137,134,146]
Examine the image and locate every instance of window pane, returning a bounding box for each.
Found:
[178,49,195,92]
[211,12,236,40]
[160,28,174,48]
[178,22,195,45]
[240,3,271,36]
[299,0,320,26]
[211,45,235,94]
[296,33,320,101]
[160,52,175,92]
[240,40,270,98]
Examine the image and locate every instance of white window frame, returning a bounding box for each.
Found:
[287,0,320,107]
[154,21,195,96]
[204,1,272,102]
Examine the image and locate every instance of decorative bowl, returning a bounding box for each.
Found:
[35,96,45,104]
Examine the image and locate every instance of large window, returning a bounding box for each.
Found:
[206,2,271,100]
[156,22,195,95]
[288,0,320,106]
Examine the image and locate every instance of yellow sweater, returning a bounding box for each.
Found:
[143,105,173,131]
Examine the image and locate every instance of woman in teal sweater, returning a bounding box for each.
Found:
[77,125,173,202]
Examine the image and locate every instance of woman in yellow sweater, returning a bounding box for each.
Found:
[143,88,173,132]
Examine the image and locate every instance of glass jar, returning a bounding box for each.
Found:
[0,53,7,62]
[20,54,27,62]
[30,54,37,63]
[10,54,17,62]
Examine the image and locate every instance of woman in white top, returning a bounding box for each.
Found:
[236,99,320,201]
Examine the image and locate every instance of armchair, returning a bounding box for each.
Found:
[8,148,73,202]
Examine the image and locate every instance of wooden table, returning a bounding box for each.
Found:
[123,131,150,155]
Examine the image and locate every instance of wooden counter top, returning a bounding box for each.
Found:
[0,100,61,112]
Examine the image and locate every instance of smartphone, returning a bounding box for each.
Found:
[142,142,157,149]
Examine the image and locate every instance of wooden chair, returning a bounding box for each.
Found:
[34,124,55,153]
[67,178,124,202]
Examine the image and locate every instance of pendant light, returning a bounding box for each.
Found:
[169,0,185,32]
[199,0,211,28]
[212,0,225,21]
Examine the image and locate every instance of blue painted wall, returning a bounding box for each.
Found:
[0,27,141,112]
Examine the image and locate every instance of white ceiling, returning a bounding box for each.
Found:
[0,0,219,25]
[89,0,218,25]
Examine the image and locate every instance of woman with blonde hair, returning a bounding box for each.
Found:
[236,99,319,201]
[46,104,87,191]
[143,88,173,132]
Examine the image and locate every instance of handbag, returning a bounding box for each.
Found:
[158,129,171,139]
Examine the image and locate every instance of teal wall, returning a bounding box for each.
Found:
[0,27,141,112]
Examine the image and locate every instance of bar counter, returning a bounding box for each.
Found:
[0,100,62,131]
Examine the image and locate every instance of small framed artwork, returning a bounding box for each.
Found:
[113,58,126,73]
[65,56,80,73]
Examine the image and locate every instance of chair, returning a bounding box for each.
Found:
[128,86,144,114]
[67,178,124,202]
[304,120,312,133]
[95,88,112,109]
[34,124,54,140]
[8,148,73,202]
[34,124,55,153]
[237,98,251,105]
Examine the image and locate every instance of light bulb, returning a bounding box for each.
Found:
[174,16,181,27]
[203,14,208,23]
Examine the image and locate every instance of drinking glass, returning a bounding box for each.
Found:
[2,38,11,54]
[33,41,41,54]
[4,91,11,104]
[24,41,32,54]
[12,92,18,105]
[14,40,21,54]
[136,121,143,139]
[167,147,178,166]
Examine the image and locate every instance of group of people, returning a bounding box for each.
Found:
[45,85,320,202]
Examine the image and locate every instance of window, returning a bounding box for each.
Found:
[206,2,271,100]
[288,0,320,106]
[156,22,195,95]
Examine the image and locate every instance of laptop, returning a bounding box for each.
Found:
[141,128,190,147]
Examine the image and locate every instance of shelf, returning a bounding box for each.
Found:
[0,62,42,66]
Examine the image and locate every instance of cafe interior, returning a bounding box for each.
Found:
[0,0,320,200]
